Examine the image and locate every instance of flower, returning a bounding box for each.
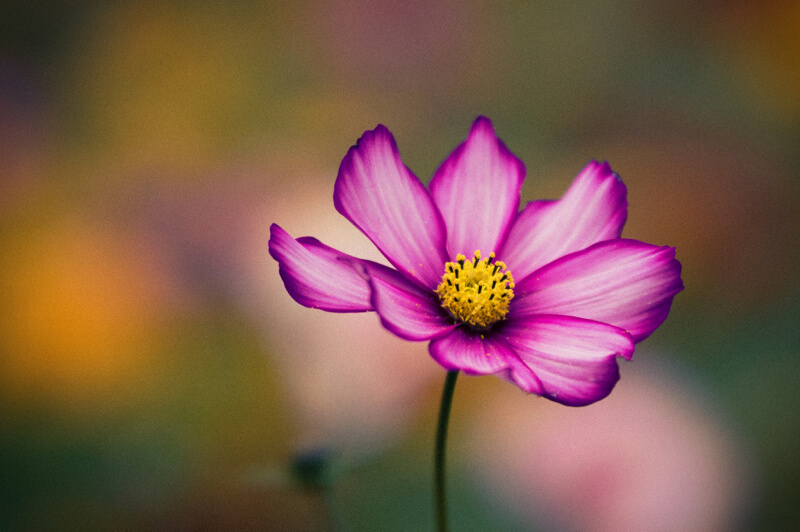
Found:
[127,165,441,455]
[269,117,683,406]
[467,360,753,531]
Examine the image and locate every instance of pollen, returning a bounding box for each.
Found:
[435,250,515,329]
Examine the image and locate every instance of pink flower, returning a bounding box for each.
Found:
[468,362,753,531]
[258,182,441,453]
[269,117,683,406]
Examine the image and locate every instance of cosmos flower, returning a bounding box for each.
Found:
[269,117,683,406]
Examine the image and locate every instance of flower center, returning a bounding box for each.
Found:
[435,250,515,329]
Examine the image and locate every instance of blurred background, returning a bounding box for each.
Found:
[1,1,798,530]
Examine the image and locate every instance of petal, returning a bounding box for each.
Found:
[502,315,635,406]
[268,224,373,312]
[428,327,516,375]
[500,160,627,282]
[334,125,449,290]
[493,355,544,395]
[429,116,525,258]
[513,239,684,342]
[358,261,457,341]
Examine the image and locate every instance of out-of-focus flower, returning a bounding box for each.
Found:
[270,117,683,406]
[0,214,176,413]
[468,360,753,532]
[124,164,441,457]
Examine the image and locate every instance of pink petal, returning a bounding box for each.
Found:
[500,160,627,282]
[502,315,635,406]
[493,356,544,395]
[358,261,457,341]
[429,116,525,258]
[334,125,449,290]
[428,327,516,375]
[268,224,373,312]
[513,239,683,342]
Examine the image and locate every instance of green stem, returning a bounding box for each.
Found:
[319,485,341,532]
[434,370,459,532]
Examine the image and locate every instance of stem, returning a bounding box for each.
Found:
[319,485,341,532]
[434,370,459,532]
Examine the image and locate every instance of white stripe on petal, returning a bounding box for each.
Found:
[268,224,373,312]
[513,239,683,342]
[334,125,449,290]
[501,160,627,282]
[430,116,525,258]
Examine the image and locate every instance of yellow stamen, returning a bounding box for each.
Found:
[435,250,515,329]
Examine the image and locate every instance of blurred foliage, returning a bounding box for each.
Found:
[1,0,798,530]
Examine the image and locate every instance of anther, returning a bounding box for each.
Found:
[435,250,515,329]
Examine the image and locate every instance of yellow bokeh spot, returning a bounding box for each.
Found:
[0,215,171,413]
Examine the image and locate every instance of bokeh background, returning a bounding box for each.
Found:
[1,1,798,530]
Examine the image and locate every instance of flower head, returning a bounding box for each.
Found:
[269,117,683,406]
